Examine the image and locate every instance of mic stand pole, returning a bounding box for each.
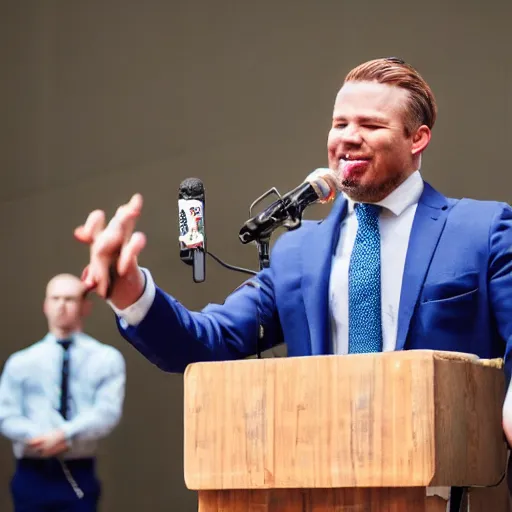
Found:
[241,186,305,359]
[252,235,271,360]
[256,238,270,270]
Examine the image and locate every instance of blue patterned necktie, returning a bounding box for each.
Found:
[348,203,382,353]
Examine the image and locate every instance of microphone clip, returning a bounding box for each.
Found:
[243,186,304,271]
[242,186,303,238]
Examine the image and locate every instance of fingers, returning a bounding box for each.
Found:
[503,386,512,446]
[91,194,143,258]
[26,437,44,448]
[81,265,92,287]
[43,439,68,457]
[111,193,144,244]
[75,194,142,246]
[39,444,62,458]
[26,436,49,457]
[85,255,112,298]
[76,194,145,299]
[74,210,106,244]
[81,265,103,295]
[46,446,67,457]
[25,430,68,458]
[504,417,512,446]
[117,232,147,276]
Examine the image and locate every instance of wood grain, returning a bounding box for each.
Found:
[184,351,507,491]
[197,485,511,512]
[198,487,428,511]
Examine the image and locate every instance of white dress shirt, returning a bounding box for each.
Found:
[329,170,423,354]
[109,269,156,328]
[0,332,125,459]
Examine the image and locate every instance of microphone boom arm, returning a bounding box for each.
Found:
[239,185,308,245]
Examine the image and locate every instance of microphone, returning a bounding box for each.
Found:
[178,178,206,283]
[238,168,337,244]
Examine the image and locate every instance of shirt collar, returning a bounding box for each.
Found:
[344,170,423,217]
[43,332,78,345]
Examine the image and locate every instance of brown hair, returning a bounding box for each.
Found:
[344,57,437,135]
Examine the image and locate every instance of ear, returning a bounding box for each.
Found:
[411,125,431,156]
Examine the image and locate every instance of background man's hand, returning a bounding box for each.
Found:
[26,429,69,458]
[74,193,147,308]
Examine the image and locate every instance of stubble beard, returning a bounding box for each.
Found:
[338,170,408,203]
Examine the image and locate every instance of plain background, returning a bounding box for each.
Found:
[0,1,510,510]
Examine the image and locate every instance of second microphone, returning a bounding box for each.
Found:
[239,169,338,244]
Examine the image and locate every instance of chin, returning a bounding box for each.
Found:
[54,322,72,330]
[340,181,386,203]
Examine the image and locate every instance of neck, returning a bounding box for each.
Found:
[50,327,79,340]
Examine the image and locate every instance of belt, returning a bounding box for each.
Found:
[18,457,95,472]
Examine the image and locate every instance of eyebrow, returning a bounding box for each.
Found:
[48,294,83,300]
[333,115,388,124]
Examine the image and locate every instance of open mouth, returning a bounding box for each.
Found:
[339,155,371,178]
[340,154,371,163]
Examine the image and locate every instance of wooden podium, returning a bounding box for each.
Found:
[183,350,510,511]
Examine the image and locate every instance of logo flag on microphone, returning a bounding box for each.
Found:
[178,199,205,250]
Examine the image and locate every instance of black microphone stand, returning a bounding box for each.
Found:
[207,185,298,275]
[189,186,305,359]
[246,186,298,271]
[243,186,307,358]
[256,239,270,270]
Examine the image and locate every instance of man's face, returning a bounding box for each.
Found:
[43,276,85,332]
[327,80,423,202]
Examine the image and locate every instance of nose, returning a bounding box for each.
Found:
[339,124,363,145]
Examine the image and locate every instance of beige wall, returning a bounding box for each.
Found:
[0,1,510,510]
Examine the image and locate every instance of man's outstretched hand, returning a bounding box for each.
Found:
[74,193,147,309]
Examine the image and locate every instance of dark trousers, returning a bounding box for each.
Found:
[10,458,100,512]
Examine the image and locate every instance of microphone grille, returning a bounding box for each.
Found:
[179,178,205,199]
[305,168,338,202]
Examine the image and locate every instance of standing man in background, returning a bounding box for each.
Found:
[0,273,126,512]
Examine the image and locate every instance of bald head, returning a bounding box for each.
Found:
[44,273,90,337]
[45,273,86,299]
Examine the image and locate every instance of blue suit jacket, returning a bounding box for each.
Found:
[119,182,512,380]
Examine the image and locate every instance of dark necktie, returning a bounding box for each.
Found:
[58,339,72,420]
[348,203,383,353]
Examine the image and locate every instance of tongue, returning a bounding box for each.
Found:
[342,160,369,179]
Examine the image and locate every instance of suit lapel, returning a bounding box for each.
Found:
[300,182,450,354]
[301,195,347,355]
[395,183,451,350]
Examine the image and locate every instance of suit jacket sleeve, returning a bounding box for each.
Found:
[488,203,512,383]
[117,267,282,373]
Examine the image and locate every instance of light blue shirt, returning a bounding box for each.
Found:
[0,332,126,459]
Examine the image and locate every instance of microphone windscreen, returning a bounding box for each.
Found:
[304,168,338,203]
[179,178,205,199]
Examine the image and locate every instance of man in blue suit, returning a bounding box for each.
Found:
[74,57,512,443]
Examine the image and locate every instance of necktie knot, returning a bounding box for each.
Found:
[58,339,72,351]
[355,203,381,226]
